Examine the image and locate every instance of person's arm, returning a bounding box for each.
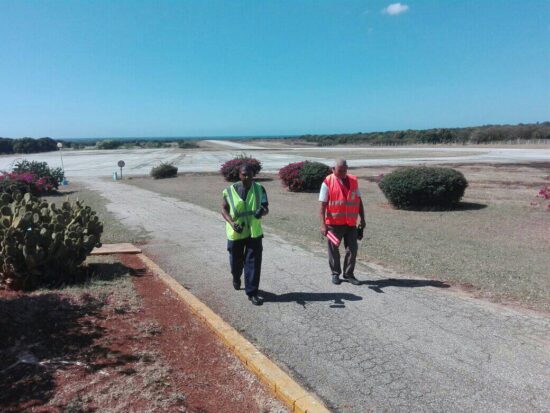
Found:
[358,198,366,229]
[318,182,329,236]
[260,186,269,216]
[319,202,328,236]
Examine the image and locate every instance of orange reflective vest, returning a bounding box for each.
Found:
[324,174,360,226]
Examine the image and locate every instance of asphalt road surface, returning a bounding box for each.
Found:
[79,178,550,413]
[1,144,550,177]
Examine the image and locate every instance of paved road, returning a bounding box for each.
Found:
[2,145,550,177]
[79,178,550,413]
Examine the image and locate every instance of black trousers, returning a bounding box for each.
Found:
[327,225,358,277]
[227,237,263,296]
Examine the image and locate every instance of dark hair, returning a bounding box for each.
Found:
[239,164,254,174]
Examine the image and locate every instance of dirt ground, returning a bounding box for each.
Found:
[122,162,550,312]
[0,255,287,413]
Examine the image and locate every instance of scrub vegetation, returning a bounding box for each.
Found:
[150,163,178,179]
[378,166,468,210]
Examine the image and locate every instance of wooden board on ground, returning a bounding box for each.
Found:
[91,243,142,255]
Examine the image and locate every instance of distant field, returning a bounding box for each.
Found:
[122,163,550,312]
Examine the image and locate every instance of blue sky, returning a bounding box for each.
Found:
[0,0,548,138]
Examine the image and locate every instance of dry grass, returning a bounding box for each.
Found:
[124,163,550,311]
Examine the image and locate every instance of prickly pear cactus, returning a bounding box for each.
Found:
[0,192,103,290]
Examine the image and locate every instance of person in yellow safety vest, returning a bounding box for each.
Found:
[221,164,269,306]
[319,159,366,286]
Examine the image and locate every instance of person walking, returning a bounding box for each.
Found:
[221,164,269,305]
[319,159,366,285]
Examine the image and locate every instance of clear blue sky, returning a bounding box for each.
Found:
[0,0,549,138]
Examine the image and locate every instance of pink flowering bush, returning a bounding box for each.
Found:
[532,173,550,211]
[279,161,331,192]
[220,155,262,182]
[0,172,54,196]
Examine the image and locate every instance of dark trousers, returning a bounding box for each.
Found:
[327,225,358,277]
[227,237,263,296]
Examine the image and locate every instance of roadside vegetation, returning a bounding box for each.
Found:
[296,122,550,146]
[150,163,178,179]
[279,161,330,192]
[125,163,550,311]
[378,166,468,210]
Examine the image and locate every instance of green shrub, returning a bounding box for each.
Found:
[177,140,199,149]
[150,163,178,179]
[279,161,331,192]
[378,166,468,210]
[13,160,64,190]
[97,140,123,150]
[0,192,103,290]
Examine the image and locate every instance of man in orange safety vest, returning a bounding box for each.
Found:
[319,159,366,285]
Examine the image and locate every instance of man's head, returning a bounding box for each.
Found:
[333,159,348,178]
[239,164,254,187]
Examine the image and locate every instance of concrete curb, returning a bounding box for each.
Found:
[137,253,331,413]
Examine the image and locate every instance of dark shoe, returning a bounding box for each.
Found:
[344,275,360,285]
[248,294,263,306]
[232,279,241,290]
[332,274,341,285]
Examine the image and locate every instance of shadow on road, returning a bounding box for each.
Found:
[354,278,450,293]
[259,291,362,308]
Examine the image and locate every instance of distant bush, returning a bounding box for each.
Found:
[0,192,103,290]
[13,160,64,191]
[379,167,468,210]
[220,155,262,182]
[279,161,331,192]
[97,140,123,150]
[150,162,178,179]
[140,141,170,149]
[178,141,199,149]
[0,138,14,154]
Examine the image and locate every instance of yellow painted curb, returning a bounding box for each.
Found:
[137,253,331,413]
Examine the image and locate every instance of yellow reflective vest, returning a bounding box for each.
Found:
[223,182,264,240]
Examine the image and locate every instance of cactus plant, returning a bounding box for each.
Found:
[0,192,103,290]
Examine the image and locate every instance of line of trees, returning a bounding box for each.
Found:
[0,137,61,154]
[297,122,550,146]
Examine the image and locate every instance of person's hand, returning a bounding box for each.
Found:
[254,207,265,219]
[360,219,366,229]
[320,224,328,236]
[232,222,244,233]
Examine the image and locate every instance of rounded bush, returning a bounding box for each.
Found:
[150,162,178,179]
[378,166,468,210]
[0,192,103,290]
[279,161,331,192]
[220,156,262,182]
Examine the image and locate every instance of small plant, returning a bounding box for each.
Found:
[220,155,262,182]
[378,166,468,210]
[279,161,331,192]
[177,140,199,149]
[0,192,103,290]
[13,160,64,191]
[150,163,178,179]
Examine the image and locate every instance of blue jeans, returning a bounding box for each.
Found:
[227,237,263,296]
